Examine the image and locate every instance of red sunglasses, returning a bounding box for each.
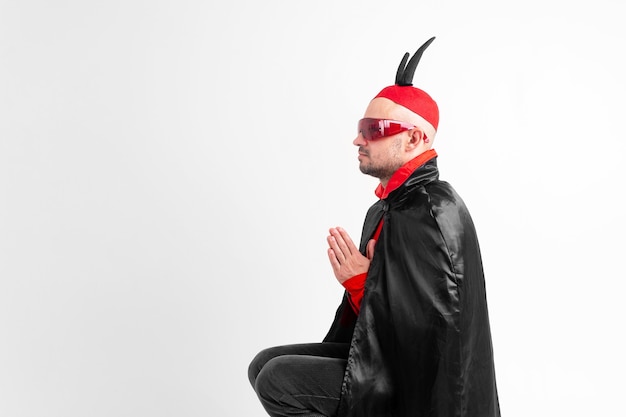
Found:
[358,118,416,141]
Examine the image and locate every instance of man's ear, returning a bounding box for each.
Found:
[407,128,426,148]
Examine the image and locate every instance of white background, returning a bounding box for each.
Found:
[1,1,624,416]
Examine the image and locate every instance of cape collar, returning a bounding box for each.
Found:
[375,149,438,199]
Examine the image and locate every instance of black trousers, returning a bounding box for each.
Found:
[248,342,351,417]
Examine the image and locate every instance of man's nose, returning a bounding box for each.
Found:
[353,133,366,146]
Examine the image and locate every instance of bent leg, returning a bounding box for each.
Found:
[248,343,350,417]
[248,343,350,388]
[254,354,347,417]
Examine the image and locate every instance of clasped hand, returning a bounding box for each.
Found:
[327,227,376,284]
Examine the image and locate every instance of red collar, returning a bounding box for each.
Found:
[375,149,438,199]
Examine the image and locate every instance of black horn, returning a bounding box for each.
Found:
[395,37,436,86]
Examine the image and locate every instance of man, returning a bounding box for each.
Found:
[249,37,500,417]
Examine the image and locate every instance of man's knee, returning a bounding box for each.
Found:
[251,344,307,388]
[248,348,271,388]
[253,356,292,401]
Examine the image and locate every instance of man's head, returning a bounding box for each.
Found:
[353,37,439,185]
[353,97,434,184]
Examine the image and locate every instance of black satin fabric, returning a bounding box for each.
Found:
[324,158,500,417]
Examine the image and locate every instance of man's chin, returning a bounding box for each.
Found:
[359,164,395,181]
[358,164,375,177]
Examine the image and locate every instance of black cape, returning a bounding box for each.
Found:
[324,157,500,417]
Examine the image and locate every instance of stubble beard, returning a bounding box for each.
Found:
[358,160,398,183]
[358,138,404,183]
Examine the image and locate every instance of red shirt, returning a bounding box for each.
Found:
[342,149,438,313]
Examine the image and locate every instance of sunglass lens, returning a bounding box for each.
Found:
[358,119,383,140]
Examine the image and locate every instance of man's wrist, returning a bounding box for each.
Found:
[342,272,367,291]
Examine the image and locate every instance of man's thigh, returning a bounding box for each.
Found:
[254,353,347,417]
[248,342,350,387]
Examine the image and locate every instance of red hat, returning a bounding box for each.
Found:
[374,37,439,139]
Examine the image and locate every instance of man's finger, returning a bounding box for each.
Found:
[366,239,377,260]
[327,235,346,263]
[337,227,359,253]
[327,248,341,272]
[330,228,352,257]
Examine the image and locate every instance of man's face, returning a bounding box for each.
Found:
[353,98,409,182]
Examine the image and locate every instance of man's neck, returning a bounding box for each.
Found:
[374,149,438,200]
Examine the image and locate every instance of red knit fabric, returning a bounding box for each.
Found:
[375,85,439,131]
